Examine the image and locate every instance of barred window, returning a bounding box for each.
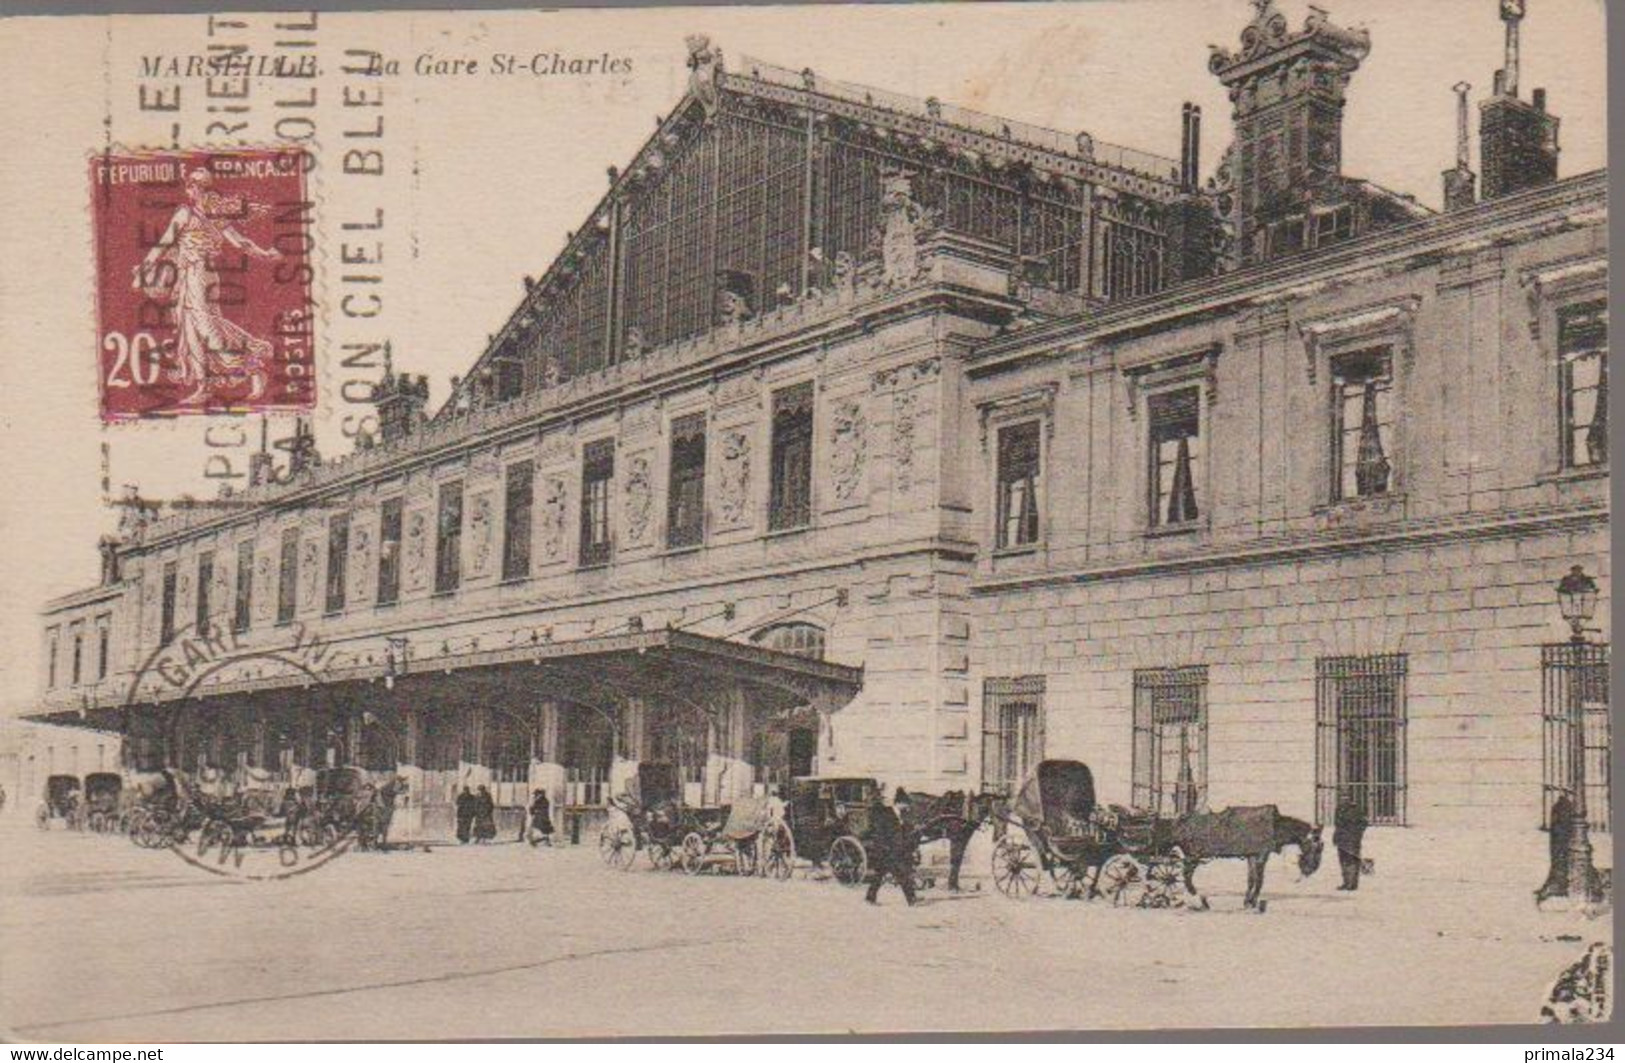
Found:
[1133,666,1208,815]
[1101,216,1166,300]
[580,440,614,567]
[995,421,1041,549]
[1560,300,1608,469]
[1316,654,1408,826]
[752,622,825,661]
[1331,349,1395,502]
[435,481,464,595]
[377,498,403,606]
[160,561,178,646]
[195,551,213,636]
[325,514,349,615]
[276,529,298,625]
[502,460,535,582]
[1148,387,1202,528]
[982,676,1045,795]
[667,412,707,549]
[234,540,253,633]
[769,383,814,532]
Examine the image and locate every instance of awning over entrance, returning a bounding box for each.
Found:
[29,627,864,730]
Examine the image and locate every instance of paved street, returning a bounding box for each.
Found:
[0,817,1606,1039]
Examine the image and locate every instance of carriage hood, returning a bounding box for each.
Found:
[1011,760,1097,831]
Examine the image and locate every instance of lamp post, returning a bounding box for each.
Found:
[1555,565,1602,902]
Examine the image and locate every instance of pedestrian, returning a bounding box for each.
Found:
[526,789,554,847]
[1536,792,1576,903]
[455,785,475,844]
[864,788,918,906]
[473,785,497,843]
[1332,789,1368,891]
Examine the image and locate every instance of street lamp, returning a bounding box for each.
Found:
[1557,565,1600,644]
[1554,565,1602,903]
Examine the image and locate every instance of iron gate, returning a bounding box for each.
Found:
[1316,654,1408,826]
[1542,641,1611,832]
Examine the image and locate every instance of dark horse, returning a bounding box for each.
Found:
[900,789,1002,892]
[1172,805,1324,911]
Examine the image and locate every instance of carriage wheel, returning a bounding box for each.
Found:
[1099,855,1146,907]
[598,823,638,871]
[1052,862,1087,900]
[829,835,867,887]
[680,832,708,875]
[991,837,1041,898]
[1143,857,1185,909]
[647,842,675,871]
[758,822,795,882]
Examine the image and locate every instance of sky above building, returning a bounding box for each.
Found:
[0,0,1606,707]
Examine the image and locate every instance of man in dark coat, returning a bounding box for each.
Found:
[526,789,554,847]
[864,790,918,906]
[1332,790,1368,891]
[454,786,475,844]
[473,785,497,843]
[1536,792,1576,903]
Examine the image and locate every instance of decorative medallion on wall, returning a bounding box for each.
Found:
[404,511,429,590]
[829,398,868,504]
[717,429,752,528]
[540,476,569,560]
[255,552,275,621]
[624,454,654,545]
[299,539,319,606]
[211,561,230,622]
[468,493,495,577]
[351,525,373,602]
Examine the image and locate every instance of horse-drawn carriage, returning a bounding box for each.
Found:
[599,763,733,872]
[307,766,402,850]
[35,775,84,830]
[82,772,125,834]
[779,776,880,886]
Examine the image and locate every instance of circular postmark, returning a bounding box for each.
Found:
[121,621,366,881]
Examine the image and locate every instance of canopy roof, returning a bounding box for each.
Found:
[1010,759,1097,831]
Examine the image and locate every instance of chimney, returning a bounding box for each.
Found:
[1208,1,1371,265]
[1480,0,1560,200]
[1441,82,1477,211]
[1180,103,1202,191]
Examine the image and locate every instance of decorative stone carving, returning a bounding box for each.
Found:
[1521,255,1608,340]
[878,168,936,287]
[468,493,495,577]
[255,552,275,621]
[299,539,319,606]
[624,455,654,544]
[829,399,868,504]
[892,388,920,494]
[404,510,429,590]
[686,35,724,116]
[351,525,373,602]
[539,427,574,464]
[540,476,568,560]
[717,429,752,528]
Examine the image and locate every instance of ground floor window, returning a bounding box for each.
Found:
[982,676,1045,795]
[1132,666,1208,816]
[562,707,614,807]
[1542,641,1611,831]
[1316,654,1408,826]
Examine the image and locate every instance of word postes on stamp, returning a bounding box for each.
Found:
[91,148,315,421]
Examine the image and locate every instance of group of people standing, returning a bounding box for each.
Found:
[454,785,555,847]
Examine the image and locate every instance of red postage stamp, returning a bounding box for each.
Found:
[91,148,314,421]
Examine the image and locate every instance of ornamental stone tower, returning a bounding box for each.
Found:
[1208,1,1371,265]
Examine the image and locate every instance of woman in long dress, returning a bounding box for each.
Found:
[132,168,281,404]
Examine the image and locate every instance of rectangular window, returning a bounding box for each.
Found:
[995,420,1042,549]
[276,528,299,625]
[195,551,213,636]
[377,498,403,606]
[494,359,524,403]
[435,481,464,594]
[325,514,350,614]
[502,460,535,582]
[95,614,111,681]
[1542,641,1611,832]
[70,622,84,686]
[234,541,253,633]
[768,383,814,531]
[1132,666,1209,815]
[1560,300,1608,469]
[580,440,614,567]
[1147,387,1202,528]
[667,412,707,549]
[46,626,59,689]
[1316,654,1408,826]
[981,676,1045,795]
[160,561,178,646]
[1331,349,1395,502]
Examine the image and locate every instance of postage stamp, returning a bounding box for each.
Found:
[91,147,315,421]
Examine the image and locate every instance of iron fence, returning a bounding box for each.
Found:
[1542,641,1611,832]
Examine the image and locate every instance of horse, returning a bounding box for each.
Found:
[1171,805,1323,911]
[356,775,408,851]
[899,789,1003,892]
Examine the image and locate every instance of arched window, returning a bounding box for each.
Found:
[751,623,825,661]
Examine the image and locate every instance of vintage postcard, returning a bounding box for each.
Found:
[0,0,1611,1042]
